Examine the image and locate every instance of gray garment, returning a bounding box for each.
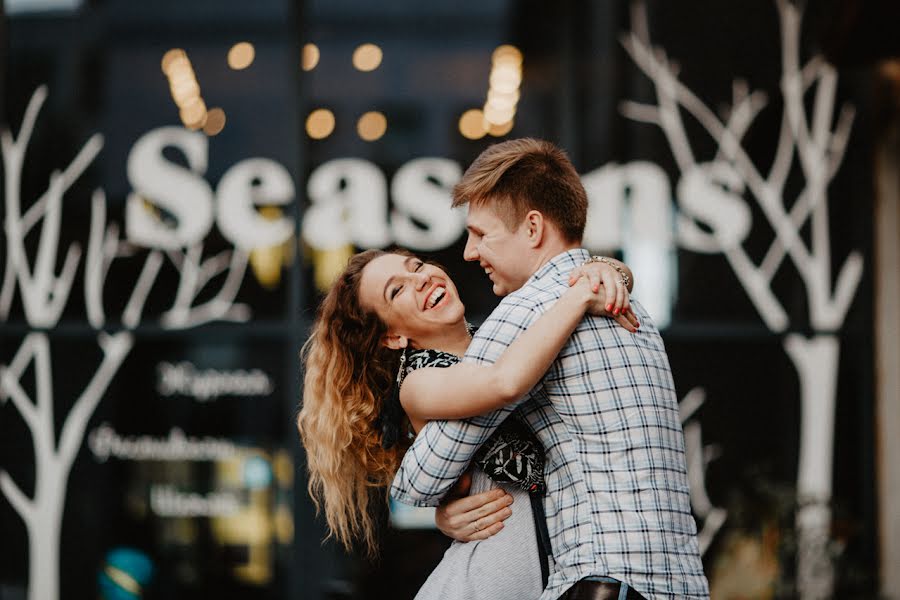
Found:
[415,469,544,600]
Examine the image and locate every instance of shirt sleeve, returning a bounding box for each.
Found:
[389,297,539,506]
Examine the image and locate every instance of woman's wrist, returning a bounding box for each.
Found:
[566,278,594,310]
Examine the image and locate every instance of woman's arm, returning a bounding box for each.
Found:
[401,277,632,421]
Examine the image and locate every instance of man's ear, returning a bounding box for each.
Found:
[524,210,545,248]
[381,332,408,350]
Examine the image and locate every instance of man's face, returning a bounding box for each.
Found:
[462,203,536,296]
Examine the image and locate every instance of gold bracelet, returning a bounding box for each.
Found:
[582,256,631,289]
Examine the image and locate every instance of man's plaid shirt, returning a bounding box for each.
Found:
[390,249,709,600]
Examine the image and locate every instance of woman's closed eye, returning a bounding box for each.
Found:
[390,261,425,300]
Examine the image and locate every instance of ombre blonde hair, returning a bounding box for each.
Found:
[297,249,409,557]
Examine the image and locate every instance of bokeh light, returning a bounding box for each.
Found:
[357,111,387,141]
[488,119,514,137]
[179,97,208,130]
[306,108,336,139]
[161,48,187,75]
[459,109,488,140]
[203,108,227,136]
[302,43,320,71]
[352,43,383,71]
[227,42,255,70]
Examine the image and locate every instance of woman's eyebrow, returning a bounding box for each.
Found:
[383,257,418,301]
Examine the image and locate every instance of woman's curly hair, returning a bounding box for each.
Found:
[297,249,411,556]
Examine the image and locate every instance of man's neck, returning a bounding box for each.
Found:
[526,241,581,277]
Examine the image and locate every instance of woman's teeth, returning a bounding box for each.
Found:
[426,287,446,309]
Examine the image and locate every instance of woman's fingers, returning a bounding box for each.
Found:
[624,307,640,328]
[567,265,584,287]
[435,488,513,541]
[599,267,618,307]
[441,487,505,517]
[467,520,505,541]
[613,312,637,333]
[465,493,513,525]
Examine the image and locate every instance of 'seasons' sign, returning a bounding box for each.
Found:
[126,128,682,323]
[126,126,295,252]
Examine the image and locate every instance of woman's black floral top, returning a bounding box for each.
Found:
[399,348,546,495]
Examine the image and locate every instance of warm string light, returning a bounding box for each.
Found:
[353,43,382,72]
[357,111,387,141]
[302,43,320,71]
[301,42,390,141]
[227,42,255,70]
[306,108,336,139]
[459,44,523,140]
[161,48,228,136]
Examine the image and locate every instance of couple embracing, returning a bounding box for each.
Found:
[299,138,709,600]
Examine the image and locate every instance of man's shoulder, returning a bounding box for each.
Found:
[484,278,563,322]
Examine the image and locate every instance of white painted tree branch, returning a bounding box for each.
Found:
[0,470,34,522]
[0,366,41,432]
[619,100,662,126]
[121,250,163,329]
[168,244,202,316]
[30,334,60,461]
[624,3,862,597]
[196,250,236,290]
[0,132,102,321]
[679,387,706,423]
[624,9,817,273]
[85,190,115,328]
[827,106,855,178]
[21,135,104,234]
[161,249,251,329]
[2,85,258,600]
[56,332,133,469]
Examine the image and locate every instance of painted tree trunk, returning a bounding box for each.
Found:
[29,462,66,600]
[784,333,840,600]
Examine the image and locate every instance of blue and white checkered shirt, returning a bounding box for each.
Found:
[390,249,709,600]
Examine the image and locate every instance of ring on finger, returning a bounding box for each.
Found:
[472,519,482,532]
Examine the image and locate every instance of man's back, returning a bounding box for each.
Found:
[475,250,708,599]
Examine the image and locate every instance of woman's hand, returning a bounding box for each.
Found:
[567,259,631,315]
[569,276,640,332]
[435,481,514,542]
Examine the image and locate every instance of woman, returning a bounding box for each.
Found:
[298,249,637,599]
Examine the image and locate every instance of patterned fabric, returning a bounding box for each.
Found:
[400,348,546,495]
[390,249,710,600]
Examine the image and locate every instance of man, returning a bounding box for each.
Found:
[390,138,708,600]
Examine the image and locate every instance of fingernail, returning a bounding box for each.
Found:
[503,507,513,517]
[613,308,620,315]
[606,304,613,312]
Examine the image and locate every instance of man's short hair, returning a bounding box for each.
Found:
[451,138,588,243]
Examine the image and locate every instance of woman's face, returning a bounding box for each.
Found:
[358,253,466,348]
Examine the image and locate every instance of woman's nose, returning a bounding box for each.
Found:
[412,272,429,289]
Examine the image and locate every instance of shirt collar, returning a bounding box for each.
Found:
[525,248,591,286]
